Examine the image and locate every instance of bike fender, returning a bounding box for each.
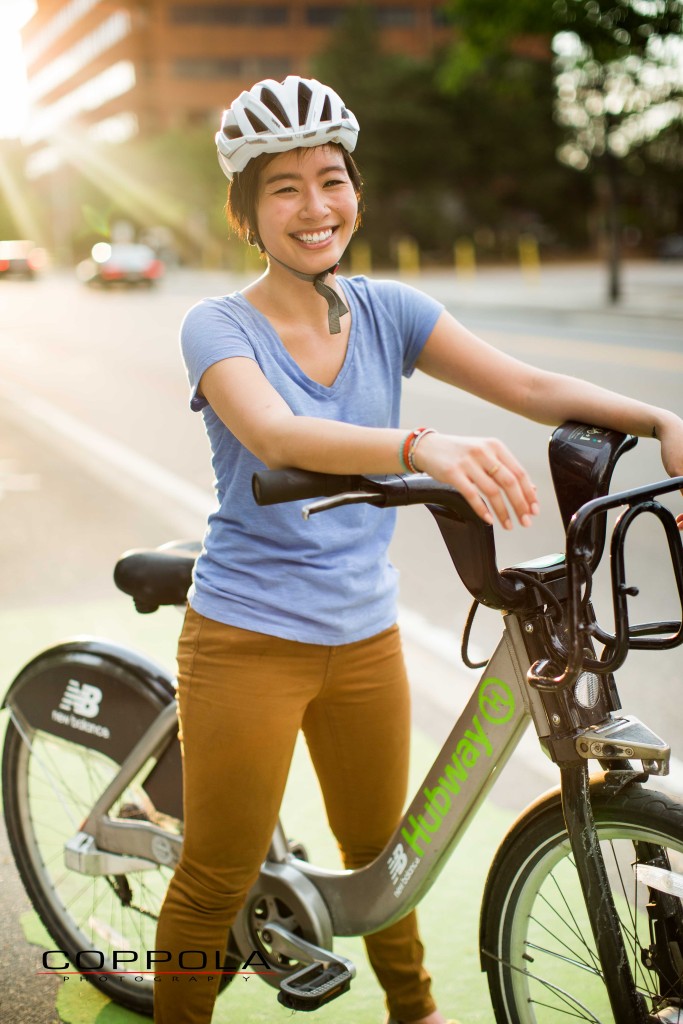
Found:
[3,637,183,819]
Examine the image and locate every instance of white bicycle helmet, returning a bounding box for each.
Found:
[216,76,359,179]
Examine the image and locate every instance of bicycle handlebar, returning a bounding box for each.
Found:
[252,464,683,691]
[252,469,529,611]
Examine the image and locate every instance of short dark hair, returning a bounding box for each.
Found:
[225,144,363,249]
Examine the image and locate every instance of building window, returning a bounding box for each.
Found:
[305,5,345,25]
[306,6,417,27]
[24,0,105,67]
[28,12,133,104]
[25,61,136,145]
[169,5,288,26]
[88,111,139,144]
[173,57,291,79]
[376,8,417,27]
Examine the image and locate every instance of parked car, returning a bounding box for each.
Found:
[77,242,165,287]
[0,240,47,279]
[656,234,683,260]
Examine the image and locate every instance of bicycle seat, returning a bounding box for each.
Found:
[114,540,200,613]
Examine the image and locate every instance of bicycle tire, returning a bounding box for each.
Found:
[480,777,683,1023]
[2,716,181,1015]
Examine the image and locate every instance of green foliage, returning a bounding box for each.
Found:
[439,0,683,252]
[313,4,592,258]
[443,0,683,169]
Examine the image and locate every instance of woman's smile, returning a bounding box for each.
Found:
[290,226,339,250]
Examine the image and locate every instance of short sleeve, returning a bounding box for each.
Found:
[180,297,257,411]
[365,278,444,378]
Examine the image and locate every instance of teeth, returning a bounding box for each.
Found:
[296,229,333,244]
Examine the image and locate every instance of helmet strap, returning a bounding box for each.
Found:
[260,244,349,335]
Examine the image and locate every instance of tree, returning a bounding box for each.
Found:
[443,0,683,299]
[313,4,591,263]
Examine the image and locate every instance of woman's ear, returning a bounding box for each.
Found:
[247,230,265,252]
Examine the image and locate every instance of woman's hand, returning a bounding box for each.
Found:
[656,413,683,530]
[412,433,539,530]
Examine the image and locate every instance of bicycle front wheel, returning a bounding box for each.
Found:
[481,778,683,1023]
[2,718,180,1015]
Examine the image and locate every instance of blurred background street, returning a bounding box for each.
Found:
[2,261,683,1021]
[1,0,682,1020]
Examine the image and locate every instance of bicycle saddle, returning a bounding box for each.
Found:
[114,540,200,613]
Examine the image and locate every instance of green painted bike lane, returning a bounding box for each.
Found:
[0,594,515,1024]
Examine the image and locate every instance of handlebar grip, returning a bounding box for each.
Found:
[252,469,361,506]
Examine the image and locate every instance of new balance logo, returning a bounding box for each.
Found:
[58,680,103,719]
[387,843,409,884]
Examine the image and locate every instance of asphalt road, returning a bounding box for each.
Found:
[1,262,682,1022]
[4,265,681,734]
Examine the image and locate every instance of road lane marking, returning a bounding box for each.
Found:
[474,330,683,372]
[0,379,213,534]
[3,378,682,797]
[0,459,41,500]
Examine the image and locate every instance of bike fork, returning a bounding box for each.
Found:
[560,763,651,1024]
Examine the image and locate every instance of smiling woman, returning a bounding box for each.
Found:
[0,0,34,139]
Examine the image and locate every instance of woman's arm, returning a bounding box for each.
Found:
[199,356,539,529]
[415,310,683,526]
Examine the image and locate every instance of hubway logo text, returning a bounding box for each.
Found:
[400,678,514,859]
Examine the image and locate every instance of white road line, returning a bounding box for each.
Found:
[4,379,683,797]
[0,379,213,533]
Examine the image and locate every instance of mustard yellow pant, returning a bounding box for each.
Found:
[154,606,435,1023]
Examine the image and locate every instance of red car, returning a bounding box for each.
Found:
[77,243,165,287]
[0,240,47,279]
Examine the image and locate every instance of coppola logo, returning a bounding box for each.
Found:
[39,948,274,981]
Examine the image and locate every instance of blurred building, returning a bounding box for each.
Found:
[21,0,452,178]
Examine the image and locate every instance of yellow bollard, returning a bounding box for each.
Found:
[350,239,372,275]
[454,237,476,277]
[396,236,420,275]
[518,233,540,282]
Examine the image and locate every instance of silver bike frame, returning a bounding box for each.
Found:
[288,614,545,936]
[40,611,545,932]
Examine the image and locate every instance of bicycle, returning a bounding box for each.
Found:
[2,420,683,1023]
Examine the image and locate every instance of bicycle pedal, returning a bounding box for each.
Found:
[277,960,352,1012]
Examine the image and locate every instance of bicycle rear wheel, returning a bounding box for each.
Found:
[2,718,180,1015]
[481,778,683,1023]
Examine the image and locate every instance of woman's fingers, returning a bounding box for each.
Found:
[469,461,531,529]
[412,433,539,528]
[450,454,538,529]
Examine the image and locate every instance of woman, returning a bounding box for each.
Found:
[155,76,683,1024]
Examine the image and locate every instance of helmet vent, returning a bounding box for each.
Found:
[222,125,242,140]
[297,80,313,121]
[260,89,291,128]
[245,110,269,133]
[321,96,331,122]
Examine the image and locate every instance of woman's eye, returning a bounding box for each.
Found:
[324,178,345,188]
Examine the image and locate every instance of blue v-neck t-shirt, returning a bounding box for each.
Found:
[180,275,443,645]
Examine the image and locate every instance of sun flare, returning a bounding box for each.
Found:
[0,0,35,139]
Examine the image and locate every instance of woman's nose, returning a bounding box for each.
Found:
[300,187,328,218]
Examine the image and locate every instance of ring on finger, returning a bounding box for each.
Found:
[486,462,501,477]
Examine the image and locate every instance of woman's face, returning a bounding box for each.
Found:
[254,145,359,272]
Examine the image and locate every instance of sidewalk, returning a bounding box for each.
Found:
[170,258,683,323]
[408,259,683,321]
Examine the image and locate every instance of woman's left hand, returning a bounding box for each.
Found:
[656,414,683,530]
